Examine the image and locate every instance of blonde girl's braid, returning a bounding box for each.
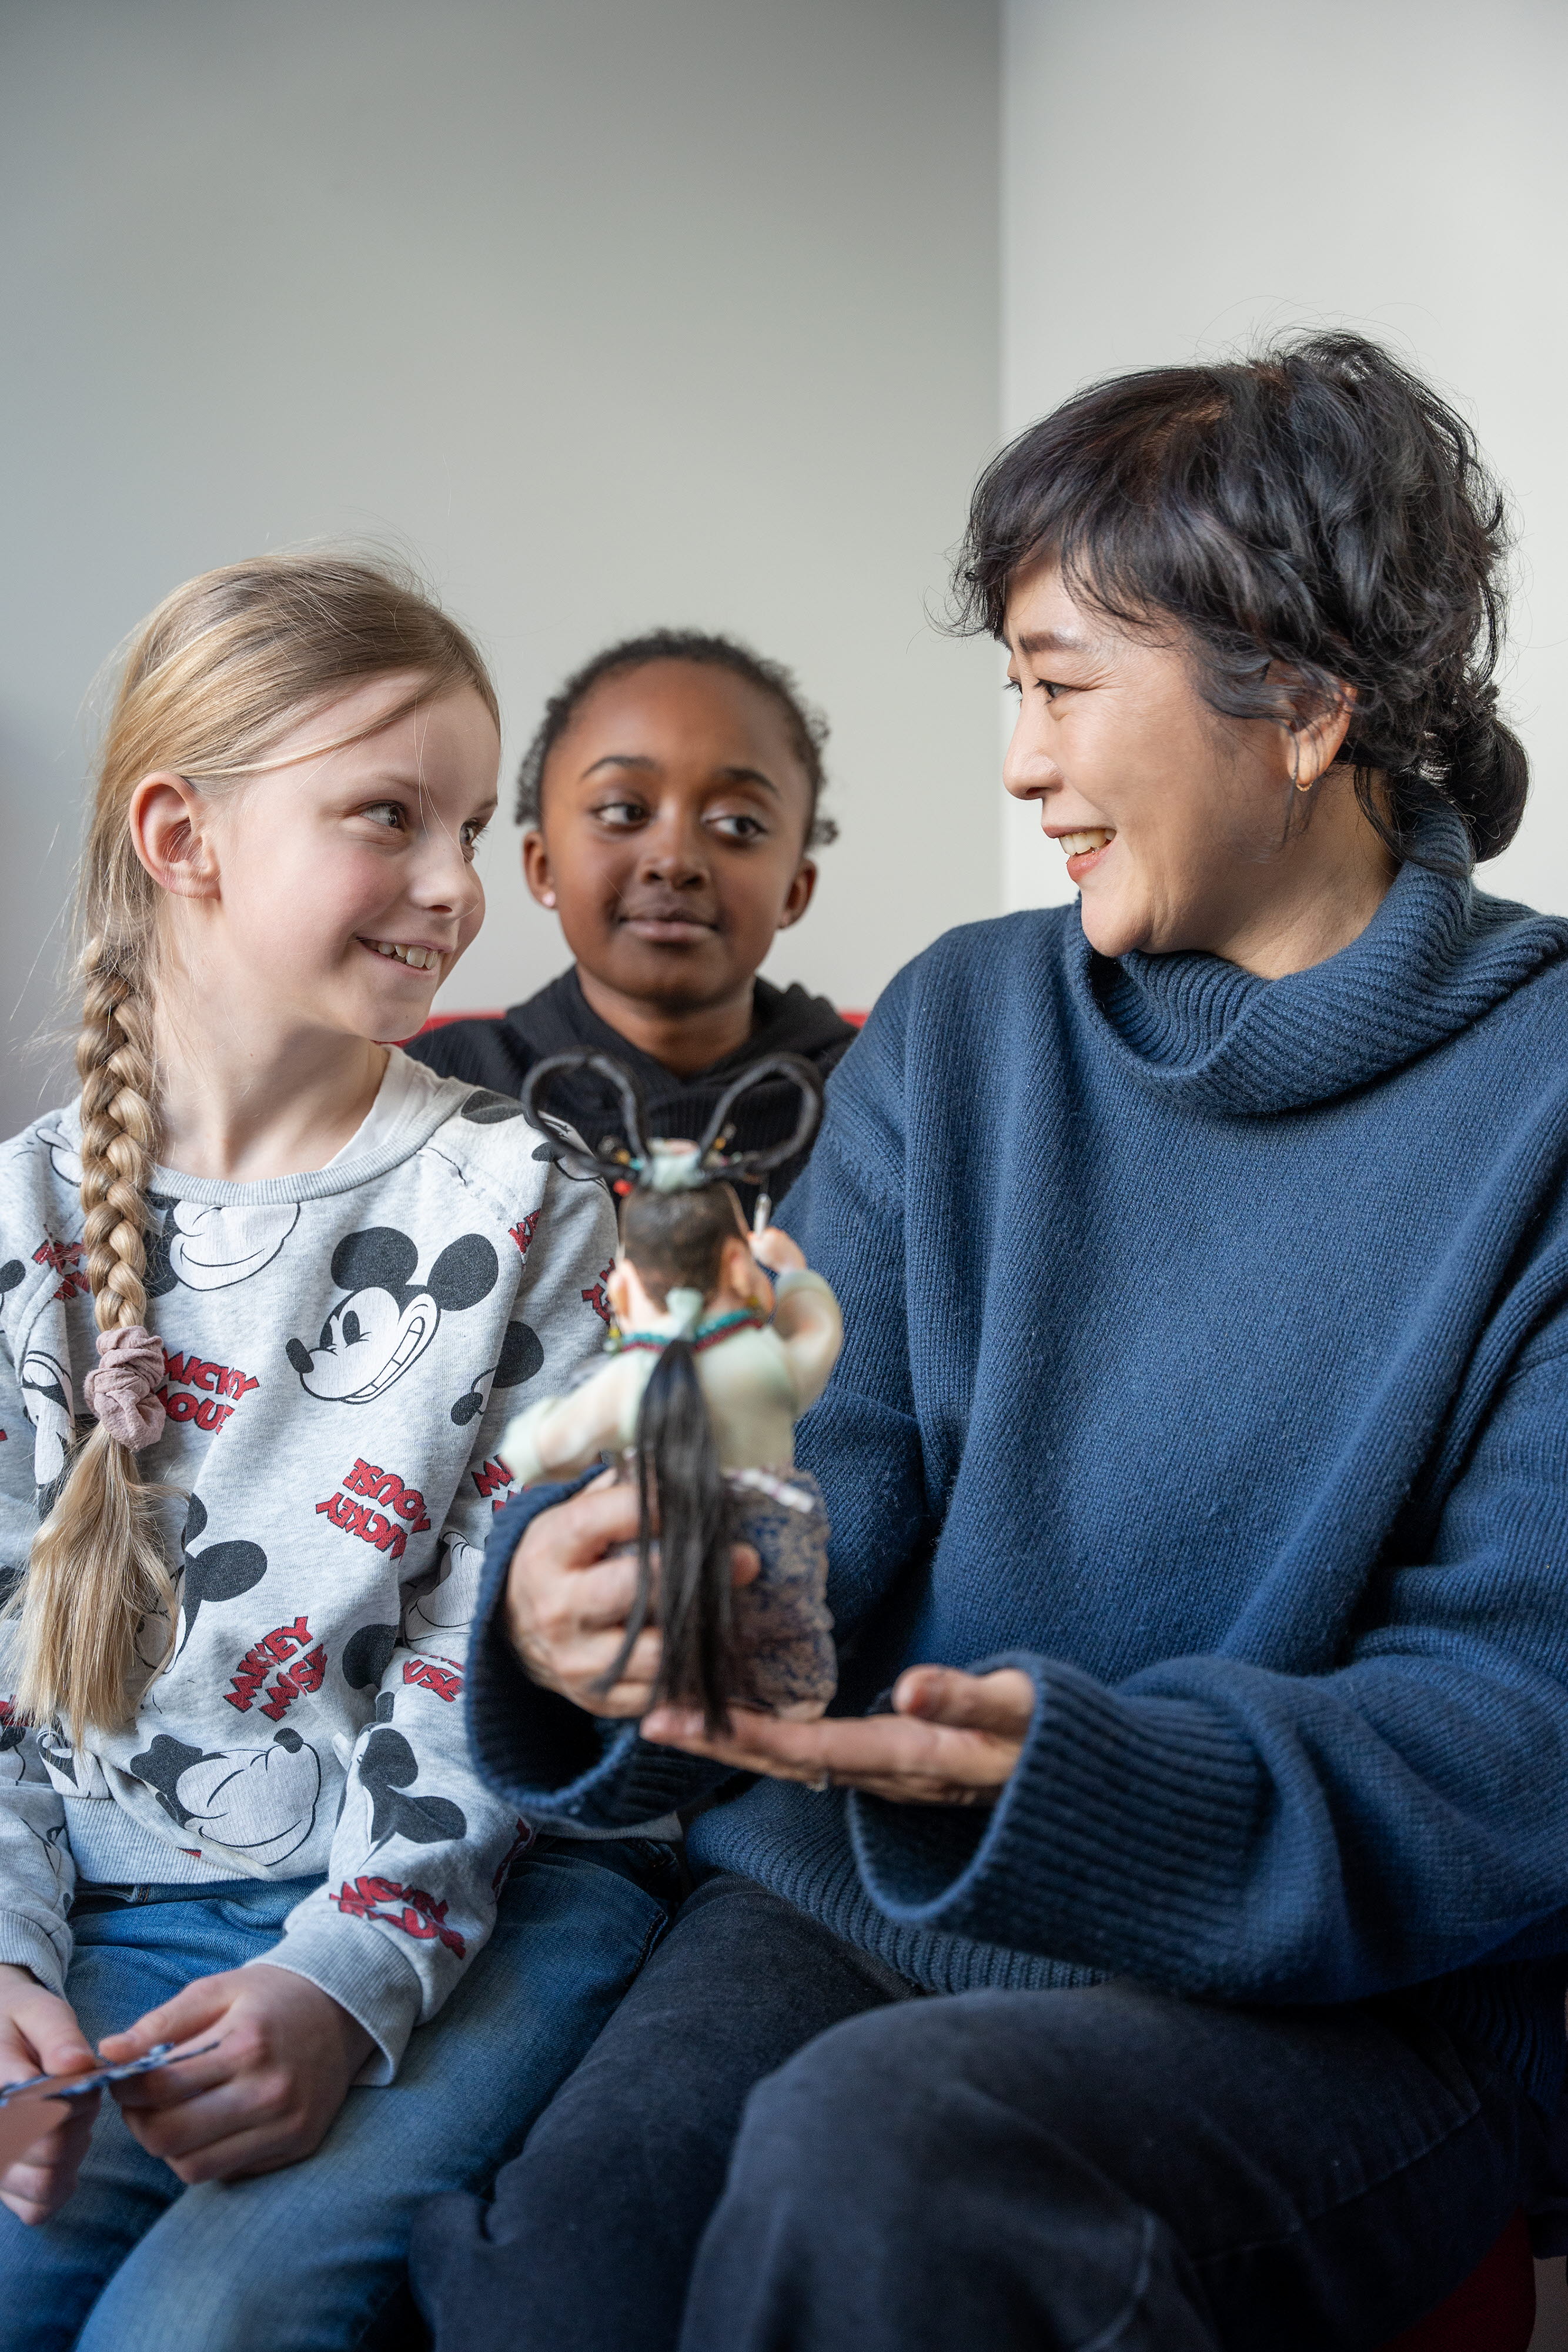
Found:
[78,951,158,1332]
[14,944,175,1740]
[12,550,498,1742]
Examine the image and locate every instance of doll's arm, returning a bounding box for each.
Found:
[773,1268,844,1415]
[500,1361,631,1488]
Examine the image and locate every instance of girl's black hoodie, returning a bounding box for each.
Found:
[404,970,857,1210]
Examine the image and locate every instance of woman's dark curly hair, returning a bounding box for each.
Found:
[514,628,837,848]
[950,332,1527,866]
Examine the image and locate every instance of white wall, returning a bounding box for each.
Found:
[12,1,1568,1129]
[1002,0,1568,920]
[0,0,1001,1132]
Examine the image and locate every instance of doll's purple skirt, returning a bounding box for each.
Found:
[726,1468,836,1717]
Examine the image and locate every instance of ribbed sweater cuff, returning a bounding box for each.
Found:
[0,1912,69,1996]
[848,1654,1262,1982]
[469,1479,731,1828]
[261,1913,423,2085]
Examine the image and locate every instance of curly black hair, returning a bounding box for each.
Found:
[950,332,1527,867]
[514,629,837,848]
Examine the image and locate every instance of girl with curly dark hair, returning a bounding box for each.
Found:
[407,632,853,1215]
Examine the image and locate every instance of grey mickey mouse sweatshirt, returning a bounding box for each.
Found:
[0,1063,617,2079]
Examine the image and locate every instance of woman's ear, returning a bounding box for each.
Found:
[776,858,818,930]
[128,773,222,900]
[1288,685,1357,791]
[521,830,557,911]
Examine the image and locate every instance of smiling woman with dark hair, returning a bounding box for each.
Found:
[416,338,1568,2352]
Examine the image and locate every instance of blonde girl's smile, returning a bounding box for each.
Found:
[358,938,446,971]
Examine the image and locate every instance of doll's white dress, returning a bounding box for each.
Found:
[500,1269,842,1716]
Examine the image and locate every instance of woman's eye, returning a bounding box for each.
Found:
[360,802,407,831]
[1039,679,1066,702]
[460,820,490,858]
[710,812,767,841]
[593,801,648,830]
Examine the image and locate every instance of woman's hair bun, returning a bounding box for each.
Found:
[1437,693,1529,863]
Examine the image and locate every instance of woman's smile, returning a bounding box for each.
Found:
[1051,825,1116,883]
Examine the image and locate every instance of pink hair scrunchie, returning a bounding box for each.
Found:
[82,1324,167,1450]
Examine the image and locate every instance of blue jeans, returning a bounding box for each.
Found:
[413,1873,1550,2352]
[0,1839,674,2352]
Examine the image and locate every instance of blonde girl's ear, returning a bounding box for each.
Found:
[128,772,223,900]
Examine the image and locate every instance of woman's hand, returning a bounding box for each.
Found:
[750,1225,806,1276]
[641,1663,1035,1804]
[504,1474,757,1718]
[0,1962,99,2225]
[99,1962,374,2184]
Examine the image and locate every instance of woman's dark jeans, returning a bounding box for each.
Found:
[410,1873,1547,2352]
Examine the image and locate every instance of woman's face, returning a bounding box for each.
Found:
[1002,562,1360,967]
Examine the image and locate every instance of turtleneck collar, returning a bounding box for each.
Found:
[1077,810,1568,1117]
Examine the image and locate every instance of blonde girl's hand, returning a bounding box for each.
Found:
[641,1664,1036,1805]
[99,1962,375,2184]
[0,1962,101,2225]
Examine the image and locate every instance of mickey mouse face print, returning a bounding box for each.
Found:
[19,1345,74,1492]
[172,1495,269,1660]
[130,1726,322,1868]
[32,1121,82,1188]
[145,1199,300,1295]
[286,1226,499,1404]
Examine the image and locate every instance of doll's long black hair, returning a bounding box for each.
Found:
[521,1049,825,1732]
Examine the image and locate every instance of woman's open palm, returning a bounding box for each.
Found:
[641,1663,1034,1803]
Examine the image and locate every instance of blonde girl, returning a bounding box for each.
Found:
[0,557,674,2352]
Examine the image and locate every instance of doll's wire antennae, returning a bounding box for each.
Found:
[696,1054,825,1181]
[521,1052,652,1183]
[522,1050,825,1197]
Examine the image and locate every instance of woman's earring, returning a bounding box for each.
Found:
[1290,740,1313,794]
[542,890,557,907]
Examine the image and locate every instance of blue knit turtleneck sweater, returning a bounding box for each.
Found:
[470,816,1568,2107]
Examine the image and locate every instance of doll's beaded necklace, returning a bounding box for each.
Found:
[607,1307,765,1358]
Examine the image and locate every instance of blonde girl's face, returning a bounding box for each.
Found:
[153,673,500,1045]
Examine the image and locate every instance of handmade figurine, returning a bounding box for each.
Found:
[501,1051,842,1731]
